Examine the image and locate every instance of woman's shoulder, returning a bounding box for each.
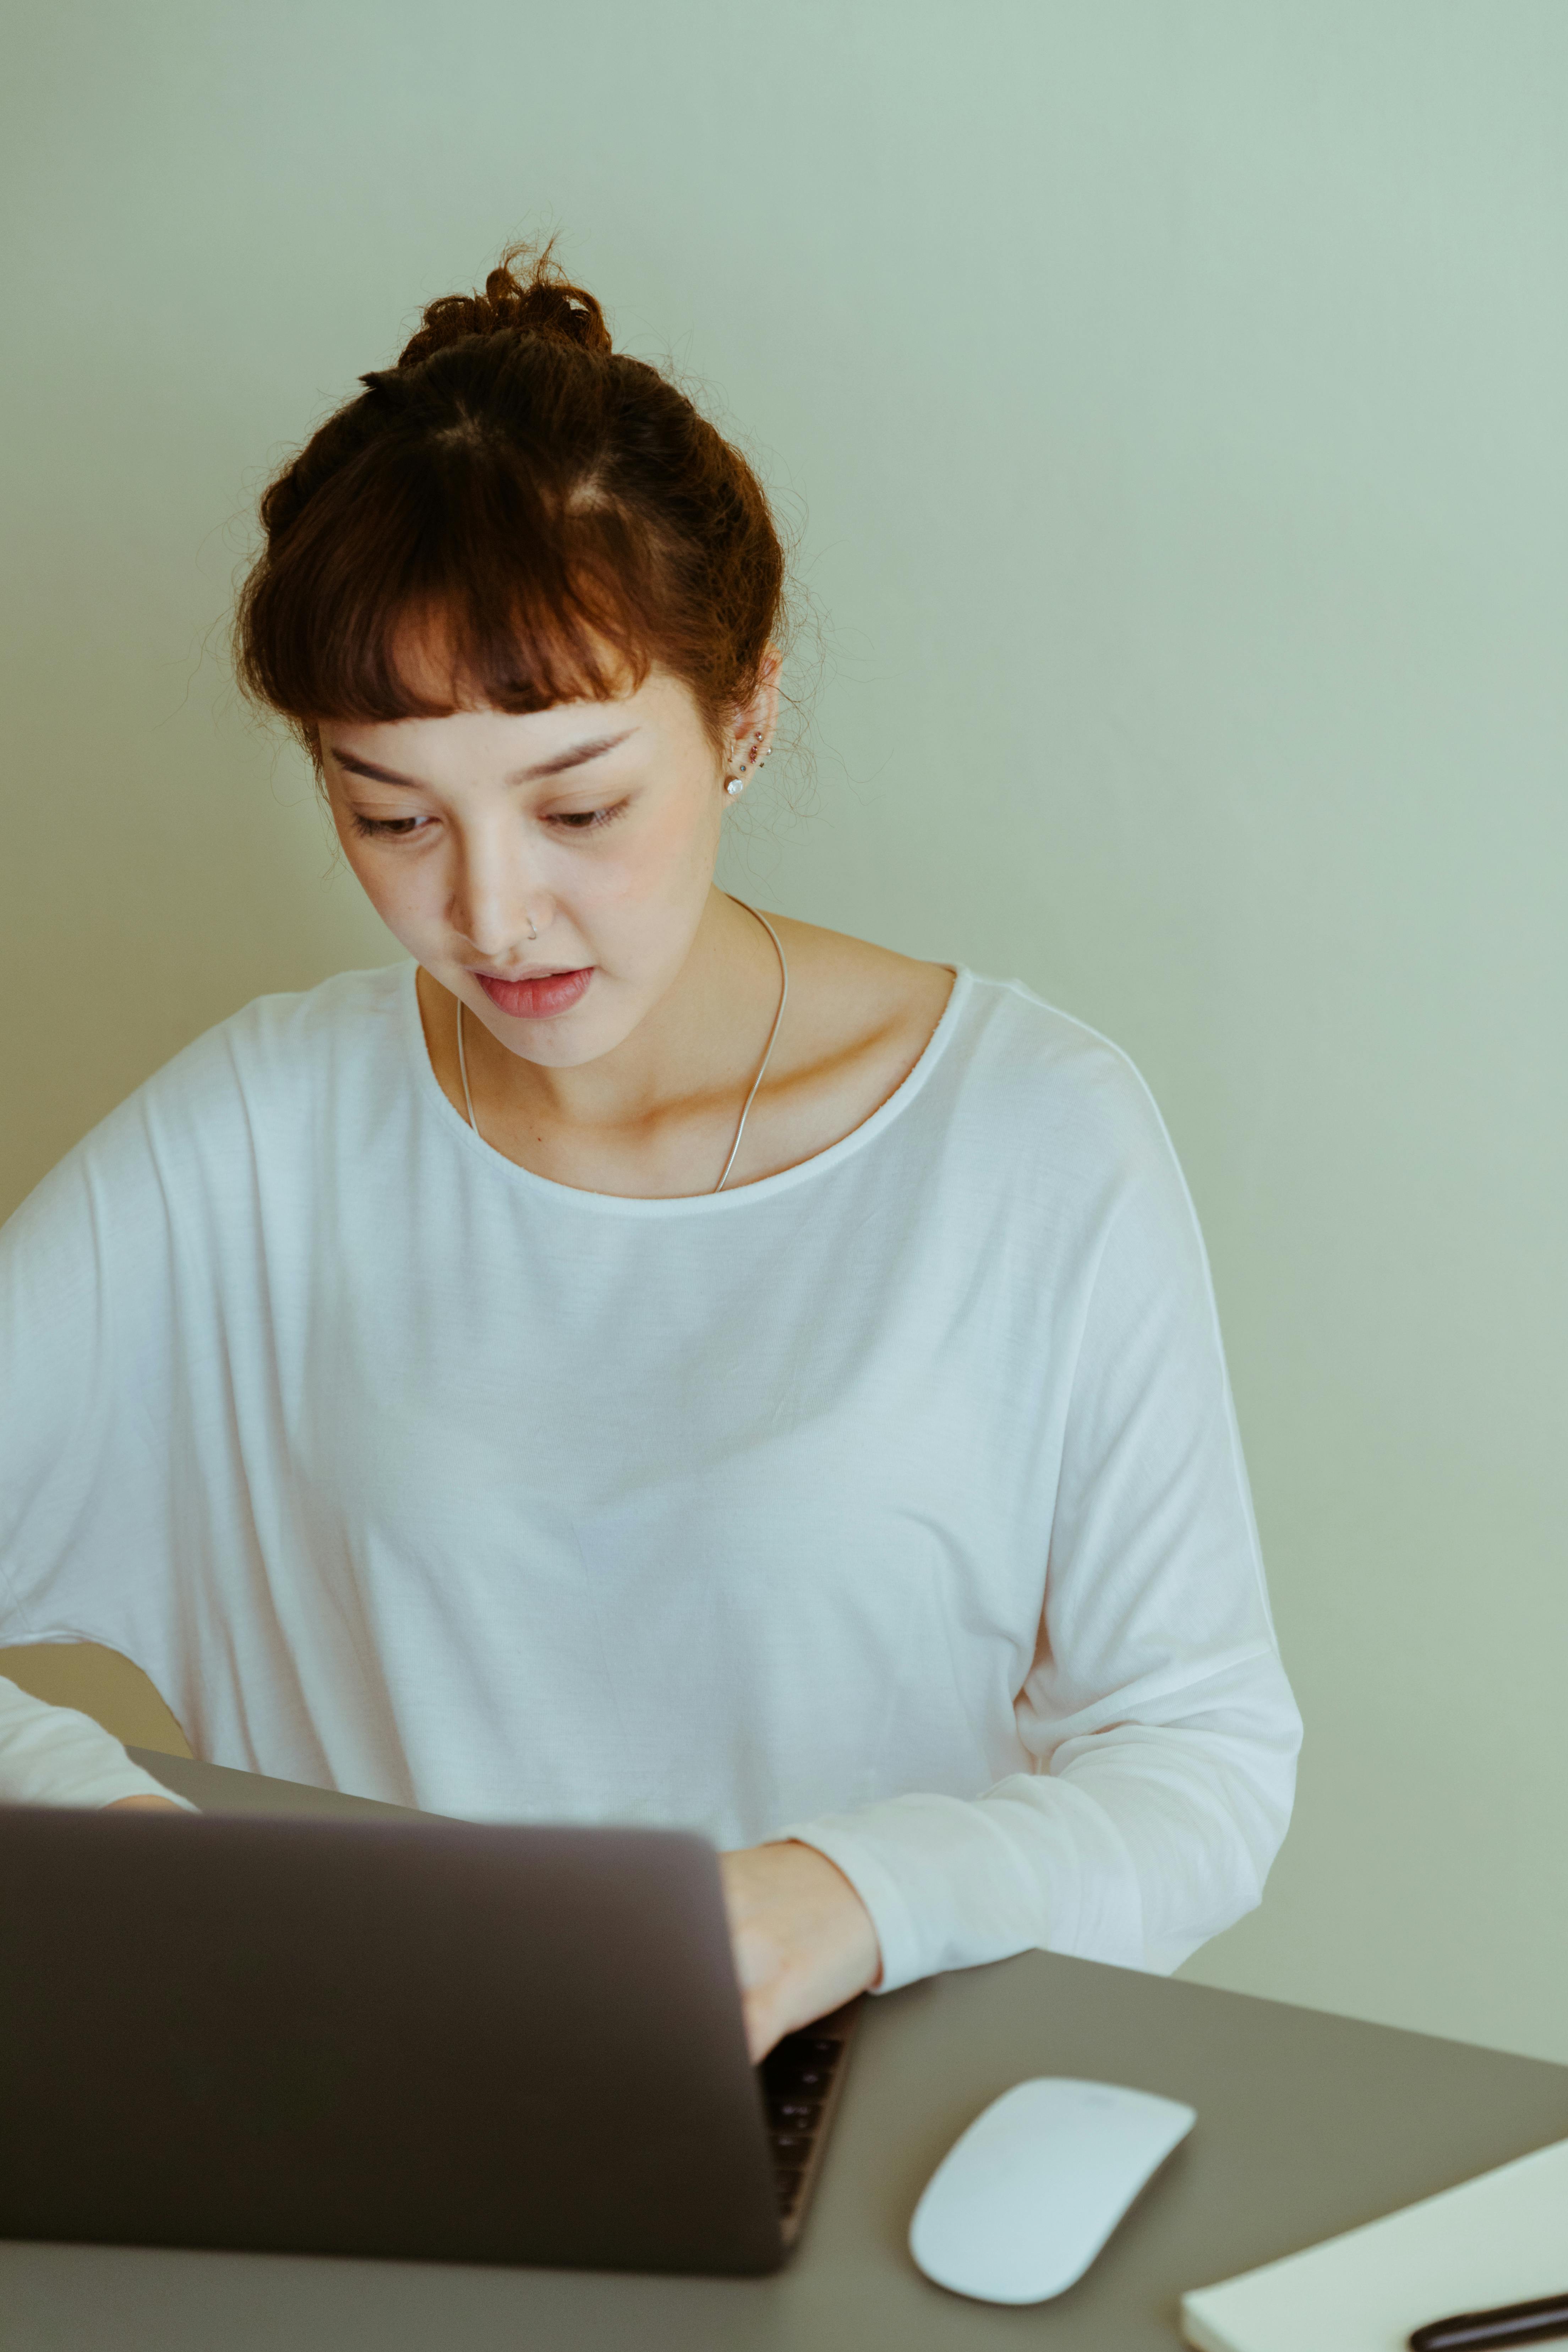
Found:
[775,917,1153,1119]
[129,962,407,1120]
[50,965,409,1189]
[771,918,1125,1076]
[958,969,1143,1083]
[960,968,1169,1118]
[4,965,411,1258]
[768,917,1175,1191]
[947,971,1192,1208]
[196,960,408,1071]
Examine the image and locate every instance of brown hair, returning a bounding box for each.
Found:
[234,244,787,759]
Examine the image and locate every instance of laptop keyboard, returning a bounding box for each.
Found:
[759,2028,846,2217]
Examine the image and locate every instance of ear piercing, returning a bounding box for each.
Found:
[726,731,767,797]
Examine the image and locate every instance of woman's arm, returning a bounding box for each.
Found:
[1,1076,200,1805]
[0,1675,193,1810]
[782,1642,1297,1993]
[775,1071,1302,1997]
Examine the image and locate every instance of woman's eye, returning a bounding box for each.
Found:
[348,801,627,840]
[548,802,628,833]
[350,813,431,839]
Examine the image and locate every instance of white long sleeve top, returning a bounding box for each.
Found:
[0,961,1300,1992]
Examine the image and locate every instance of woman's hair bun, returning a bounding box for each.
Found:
[393,240,612,370]
[240,232,788,760]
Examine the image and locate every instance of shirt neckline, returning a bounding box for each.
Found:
[399,958,973,1216]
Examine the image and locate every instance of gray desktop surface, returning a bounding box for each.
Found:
[3,1752,1564,2352]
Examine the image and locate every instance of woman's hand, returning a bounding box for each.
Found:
[719,1840,881,2062]
[105,1794,187,1811]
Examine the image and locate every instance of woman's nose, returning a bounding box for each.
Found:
[448,826,546,962]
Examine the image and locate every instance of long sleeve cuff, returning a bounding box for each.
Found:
[782,1646,1299,1997]
[781,1773,1146,1995]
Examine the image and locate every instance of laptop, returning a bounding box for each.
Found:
[0,1806,859,2274]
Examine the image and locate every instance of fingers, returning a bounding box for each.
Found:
[741,1967,810,2063]
[743,1971,821,2063]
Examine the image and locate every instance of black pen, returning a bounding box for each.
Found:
[1409,2290,1568,2350]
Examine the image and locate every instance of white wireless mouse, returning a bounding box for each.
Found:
[908,2076,1196,2304]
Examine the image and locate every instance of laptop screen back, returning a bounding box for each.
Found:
[0,1809,784,2274]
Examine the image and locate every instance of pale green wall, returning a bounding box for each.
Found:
[3,2,1565,2063]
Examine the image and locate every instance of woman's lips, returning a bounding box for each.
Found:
[474,967,594,1020]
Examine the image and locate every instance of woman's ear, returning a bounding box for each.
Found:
[723,649,783,792]
[754,644,783,748]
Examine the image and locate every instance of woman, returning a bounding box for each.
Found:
[0,247,1301,2058]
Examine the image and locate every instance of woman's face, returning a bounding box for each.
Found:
[319,664,756,1069]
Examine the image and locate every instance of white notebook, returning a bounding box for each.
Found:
[1181,2135,1568,2352]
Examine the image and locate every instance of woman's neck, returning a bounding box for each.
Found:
[419,888,786,1195]
[417,896,955,1199]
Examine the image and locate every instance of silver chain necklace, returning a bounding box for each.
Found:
[455,899,790,1195]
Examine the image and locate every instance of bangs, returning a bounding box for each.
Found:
[237,422,670,743]
[237,286,785,768]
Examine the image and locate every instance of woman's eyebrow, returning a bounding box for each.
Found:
[330,751,427,787]
[329,731,637,791]
[522,729,637,780]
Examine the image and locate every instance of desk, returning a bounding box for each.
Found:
[5,1752,1566,2352]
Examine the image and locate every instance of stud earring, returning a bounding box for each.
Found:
[726,731,767,796]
